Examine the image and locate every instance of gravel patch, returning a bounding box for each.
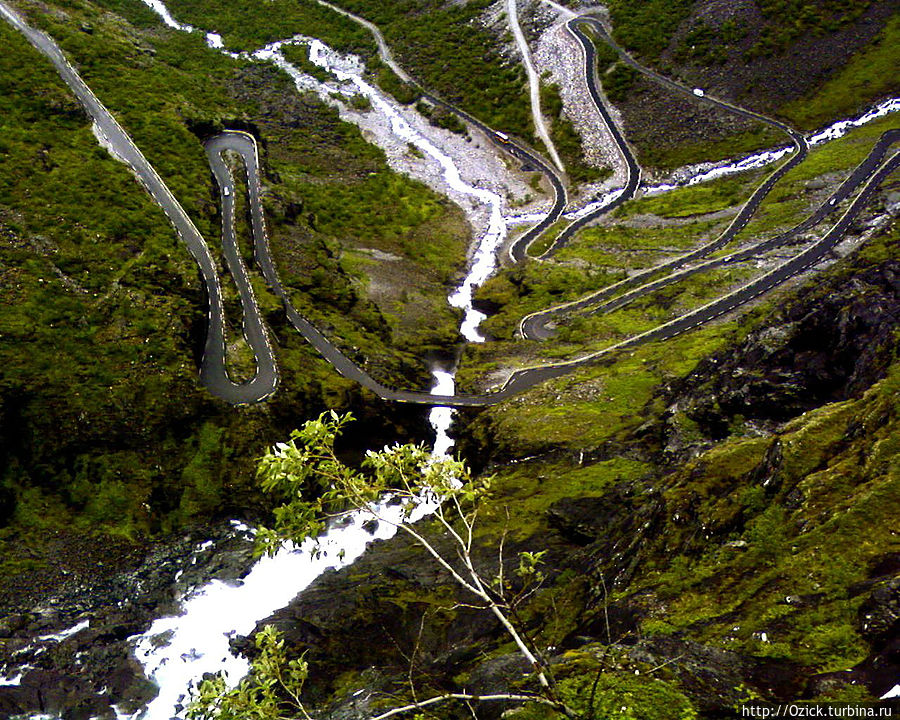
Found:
[532,5,629,200]
[268,38,553,252]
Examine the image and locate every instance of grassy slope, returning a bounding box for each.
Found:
[0,18,220,542]
[734,112,900,239]
[314,216,897,716]
[463,110,899,384]
[780,14,900,130]
[634,370,899,669]
[25,0,468,364]
[307,218,897,717]
[167,0,533,141]
[593,0,898,171]
[453,219,900,716]
[0,0,472,572]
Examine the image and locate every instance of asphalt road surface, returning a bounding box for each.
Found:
[3,2,896,409]
[519,17,810,340]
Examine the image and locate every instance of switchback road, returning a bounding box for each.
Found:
[3,2,897,408]
[0,0,277,406]
[519,17,810,339]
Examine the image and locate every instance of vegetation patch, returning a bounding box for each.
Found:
[153,0,376,55]
[168,0,533,140]
[780,14,900,130]
[602,0,695,62]
[748,0,873,59]
[541,82,611,184]
[0,0,470,574]
[734,112,900,240]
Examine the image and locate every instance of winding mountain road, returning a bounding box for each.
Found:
[4,1,897,409]
[560,128,900,324]
[0,0,278,406]
[522,18,643,260]
[305,0,571,262]
[519,17,811,339]
[314,0,412,84]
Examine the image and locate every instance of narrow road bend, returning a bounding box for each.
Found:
[4,1,896,409]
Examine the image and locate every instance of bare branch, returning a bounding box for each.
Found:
[466,506,478,552]
[369,691,565,720]
[509,580,545,608]
[446,601,492,611]
[647,653,687,675]
[450,493,467,539]
[392,521,483,598]
[433,504,470,558]
[497,507,510,601]
[274,666,311,720]
[600,573,612,646]
[409,614,427,703]
[464,698,478,719]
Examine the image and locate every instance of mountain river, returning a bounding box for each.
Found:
[1,1,897,714]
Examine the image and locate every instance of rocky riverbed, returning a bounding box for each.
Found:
[0,523,259,719]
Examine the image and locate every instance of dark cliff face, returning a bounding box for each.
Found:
[1,194,896,720]
[9,209,892,720]
[661,256,900,443]
[0,523,261,720]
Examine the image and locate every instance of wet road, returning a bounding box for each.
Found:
[3,2,896,408]
[520,17,810,340]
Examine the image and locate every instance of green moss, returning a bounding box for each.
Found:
[630,365,900,671]
[510,657,698,720]
[0,0,467,558]
[777,400,857,481]
[690,436,770,485]
[171,0,533,140]
[487,458,652,538]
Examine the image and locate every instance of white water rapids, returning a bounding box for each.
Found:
[11,2,897,716]
[107,8,517,718]
[642,96,900,197]
[255,36,510,348]
[122,499,440,720]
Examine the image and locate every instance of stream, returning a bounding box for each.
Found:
[4,1,899,715]
[112,6,517,718]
